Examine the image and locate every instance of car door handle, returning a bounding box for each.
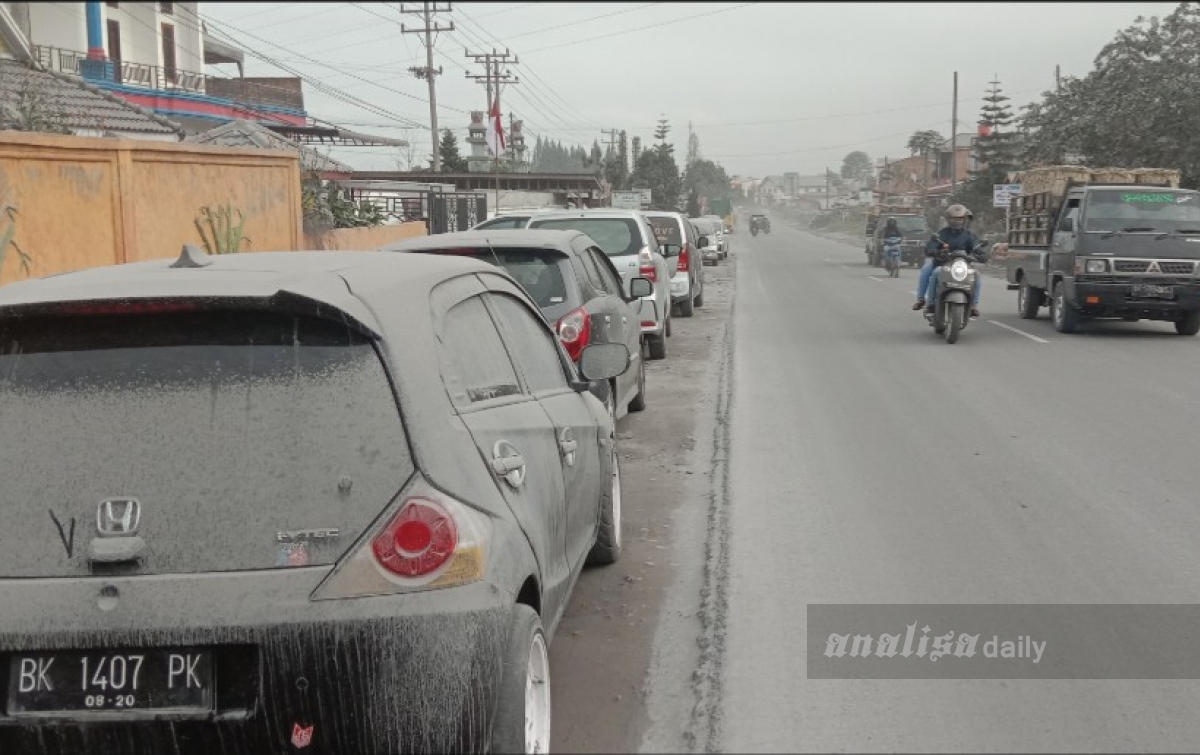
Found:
[558,427,577,466]
[491,440,526,488]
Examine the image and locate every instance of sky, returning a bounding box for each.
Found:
[197,1,1184,178]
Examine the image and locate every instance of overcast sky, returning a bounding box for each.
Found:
[198,2,1182,178]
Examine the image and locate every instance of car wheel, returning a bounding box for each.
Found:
[665,314,672,338]
[586,448,622,566]
[694,280,704,308]
[678,290,695,317]
[647,333,667,360]
[491,605,551,755]
[1176,310,1200,336]
[628,346,647,411]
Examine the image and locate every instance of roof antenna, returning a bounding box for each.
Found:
[171,244,213,269]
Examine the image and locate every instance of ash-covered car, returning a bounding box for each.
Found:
[0,245,630,755]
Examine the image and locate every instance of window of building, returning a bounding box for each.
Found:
[161,22,176,83]
[159,2,174,14]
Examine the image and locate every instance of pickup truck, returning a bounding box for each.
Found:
[1004,179,1200,335]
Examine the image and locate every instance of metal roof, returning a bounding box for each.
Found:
[187,119,354,174]
[381,229,583,252]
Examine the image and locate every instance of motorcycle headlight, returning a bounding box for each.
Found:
[1084,259,1108,274]
[950,260,970,281]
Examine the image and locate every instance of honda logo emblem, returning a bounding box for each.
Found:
[97,498,141,537]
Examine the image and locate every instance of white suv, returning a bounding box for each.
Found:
[528,209,676,359]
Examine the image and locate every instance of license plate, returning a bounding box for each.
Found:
[7,648,213,715]
[1131,283,1175,299]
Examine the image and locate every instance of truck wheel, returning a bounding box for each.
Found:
[1051,281,1078,334]
[1176,311,1200,336]
[1017,282,1044,319]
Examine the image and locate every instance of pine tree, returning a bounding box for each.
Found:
[438,129,467,172]
[631,136,642,166]
[974,77,1018,173]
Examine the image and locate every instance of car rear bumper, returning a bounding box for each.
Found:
[0,572,513,754]
[700,247,720,261]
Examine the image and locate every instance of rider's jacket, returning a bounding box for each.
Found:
[926,226,981,260]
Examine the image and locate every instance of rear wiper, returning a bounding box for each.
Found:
[1156,228,1200,239]
[1101,227,1156,239]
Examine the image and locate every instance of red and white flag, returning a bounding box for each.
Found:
[486,97,505,157]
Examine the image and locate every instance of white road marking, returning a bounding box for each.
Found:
[868,276,886,282]
[988,320,1050,343]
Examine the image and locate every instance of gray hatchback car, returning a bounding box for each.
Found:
[382,229,653,420]
[0,246,629,754]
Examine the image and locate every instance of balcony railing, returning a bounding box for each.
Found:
[35,45,207,94]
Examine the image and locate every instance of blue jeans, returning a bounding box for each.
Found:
[917,259,934,300]
[924,265,982,307]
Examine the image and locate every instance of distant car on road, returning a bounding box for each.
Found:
[0,245,630,755]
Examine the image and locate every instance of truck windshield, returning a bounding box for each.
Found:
[893,217,926,233]
[1084,189,1200,233]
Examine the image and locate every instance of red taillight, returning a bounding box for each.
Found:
[677,244,690,272]
[370,498,458,578]
[639,264,657,282]
[555,306,592,362]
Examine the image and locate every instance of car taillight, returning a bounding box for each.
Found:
[677,244,690,272]
[640,264,657,282]
[310,474,490,599]
[371,498,457,577]
[556,306,592,362]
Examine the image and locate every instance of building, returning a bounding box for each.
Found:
[2,0,405,159]
[463,110,529,173]
[186,119,354,180]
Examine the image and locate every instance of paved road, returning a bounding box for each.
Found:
[640,221,1200,753]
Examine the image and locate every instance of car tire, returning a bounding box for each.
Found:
[678,291,695,317]
[647,333,667,360]
[628,347,647,412]
[1017,281,1043,319]
[1051,281,1078,334]
[491,605,551,755]
[665,314,672,338]
[586,449,622,566]
[694,282,704,309]
[1176,310,1200,336]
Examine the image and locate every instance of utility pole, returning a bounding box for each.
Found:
[465,49,519,213]
[400,2,453,173]
[950,70,959,198]
[1055,64,1061,93]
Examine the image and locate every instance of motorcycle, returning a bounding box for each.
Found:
[882,234,903,278]
[922,239,988,344]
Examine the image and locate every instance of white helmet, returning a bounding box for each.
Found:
[945,204,973,220]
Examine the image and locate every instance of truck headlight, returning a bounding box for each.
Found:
[1084,259,1108,274]
[950,260,970,281]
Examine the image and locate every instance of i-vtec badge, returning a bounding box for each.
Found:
[277,529,340,543]
[97,498,141,537]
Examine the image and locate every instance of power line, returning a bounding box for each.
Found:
[521,3,759,55]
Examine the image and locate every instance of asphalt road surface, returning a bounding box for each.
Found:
[628,220,1200,753]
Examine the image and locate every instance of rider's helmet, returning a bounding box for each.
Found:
[945,204,973,230]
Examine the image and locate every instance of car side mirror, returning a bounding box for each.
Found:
[697,236,710,248]
[579,342,630,383]
[1060,218,1075,233]
[628,276,653,299]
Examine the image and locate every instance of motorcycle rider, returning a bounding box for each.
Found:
[911,204,984,318]
[881,217,903,272]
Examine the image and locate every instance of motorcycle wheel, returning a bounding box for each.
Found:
[945,302,965,344]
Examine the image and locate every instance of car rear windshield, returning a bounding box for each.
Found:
[647,216,683,246]
[530,217,642,257]
[0,310,413,578]
[417,247,574,317]
[893,217,927,232]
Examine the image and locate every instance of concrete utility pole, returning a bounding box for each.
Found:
[950,70,959,198]
[465,49,519,212]
[401,2,454,172]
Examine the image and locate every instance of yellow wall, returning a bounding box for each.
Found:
[303,222,427,251]
[0,132,302,283]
